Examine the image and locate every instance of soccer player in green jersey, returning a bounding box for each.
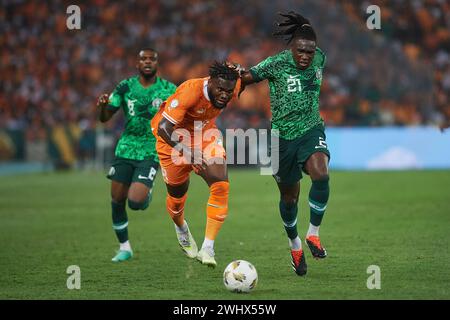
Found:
[236,12,330,276]
[96,48,177,262]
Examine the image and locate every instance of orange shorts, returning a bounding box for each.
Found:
[157,138,226,186]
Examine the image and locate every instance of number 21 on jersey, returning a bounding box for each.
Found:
[287,76,302,93]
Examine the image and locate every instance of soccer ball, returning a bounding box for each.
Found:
[223,260,258,293]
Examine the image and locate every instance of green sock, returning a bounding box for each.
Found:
[111,200,128,243]
[279,200,299,239]
[309,177,329,226]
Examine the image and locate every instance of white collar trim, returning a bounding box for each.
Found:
[203,79,210,101]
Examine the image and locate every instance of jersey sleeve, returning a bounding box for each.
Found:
[315,47,326,68]
[249,56,277,82]
[162,81,199,125]
[107,80,129,111]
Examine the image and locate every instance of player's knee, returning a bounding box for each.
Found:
[309,166,329,181]
[128,198,147,211]
[280,197,297,209]
[210,181,229,198]
[111,194,127,203]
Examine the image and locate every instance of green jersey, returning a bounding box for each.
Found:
[250,48,326,140]
[107,76,177,161]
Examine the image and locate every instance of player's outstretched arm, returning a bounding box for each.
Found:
[227,63,255,85]
[97,93,115,123]
[226,62,257,96]
[157,117,179,149]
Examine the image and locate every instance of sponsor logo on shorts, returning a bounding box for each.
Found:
[169,124,280,176]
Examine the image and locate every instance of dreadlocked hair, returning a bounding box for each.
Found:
[273,11,316,44]
[209,61,239,81]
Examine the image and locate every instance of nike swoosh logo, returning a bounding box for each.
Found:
[315,146,326,149]
[138,175,149,179]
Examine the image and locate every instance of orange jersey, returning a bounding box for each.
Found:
[151,77,240,136]
[151,77,240,154]
[151,77,240,186]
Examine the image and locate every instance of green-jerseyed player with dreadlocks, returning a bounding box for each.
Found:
[234,12,330,276]
[96,47,176,262]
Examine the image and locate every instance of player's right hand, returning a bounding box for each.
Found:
[190,149,208,174]
[97,93,110,108]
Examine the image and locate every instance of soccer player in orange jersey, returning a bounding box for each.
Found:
[151,62,240,267]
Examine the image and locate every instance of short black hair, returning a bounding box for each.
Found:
[273,11,316,44]
[209,61,239,81]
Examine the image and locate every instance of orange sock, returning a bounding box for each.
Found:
[205,181,229,241]
[166,193,187,227]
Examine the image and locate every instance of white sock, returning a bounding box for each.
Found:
[307,223,320,237]
[175,220,188,233]
[289,237,302,250]
[201,238,214,250]
[120,240,132,252]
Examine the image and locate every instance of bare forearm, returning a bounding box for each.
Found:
[241,71,257,86]
[158,118,187,150]
[237,71,259,97]
[158,118,195,160]
[158,122,177,148]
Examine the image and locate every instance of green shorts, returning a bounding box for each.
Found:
[107,157,159,188]
[272,125,330,184]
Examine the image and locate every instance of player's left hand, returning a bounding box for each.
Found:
[191,149,208,175]
[226,61,246,76]
[97,93,110,108]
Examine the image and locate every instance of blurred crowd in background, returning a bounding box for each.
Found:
[0,0,449,166]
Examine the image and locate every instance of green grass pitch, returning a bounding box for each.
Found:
[0,169,449,299]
